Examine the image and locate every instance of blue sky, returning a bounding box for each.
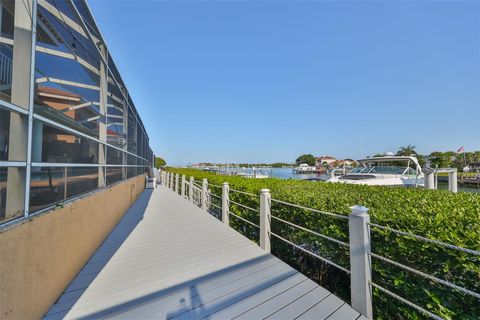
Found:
[89,0,480,165]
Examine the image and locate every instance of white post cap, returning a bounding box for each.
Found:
[350,205,369,216]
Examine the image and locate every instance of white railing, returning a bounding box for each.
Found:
[159,171,479,320]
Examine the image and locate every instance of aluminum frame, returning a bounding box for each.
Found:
[0,0,154,226]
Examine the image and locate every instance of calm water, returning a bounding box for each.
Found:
[254,168,480,193]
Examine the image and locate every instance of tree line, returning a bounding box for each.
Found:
[294,145,480,171]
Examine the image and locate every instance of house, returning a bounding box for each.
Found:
[315,155,337,167]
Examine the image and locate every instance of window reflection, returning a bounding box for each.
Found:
[0,168,6,219]
[35,2,101,137]
[127,107,137,154]
[0,108,27,161]
[30,167,65,213]
[33,120,99,163]
[107,146,122,165]
[107,71,126,148]
[106,167,122,186]
[30,166,99,214]
[0,1,14,102]
[127,167,136,179]
[66,167,98,197]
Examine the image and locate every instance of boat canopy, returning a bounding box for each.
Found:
[357,156,422,172]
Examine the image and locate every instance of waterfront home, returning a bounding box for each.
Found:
[315,155,337,167]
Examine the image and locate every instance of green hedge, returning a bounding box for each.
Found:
[168,168,480,320]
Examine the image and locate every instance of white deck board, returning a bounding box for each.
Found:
[45,186,359,320]
[326,303,360,319]
[264,286,331,320]
[296,294,345,320]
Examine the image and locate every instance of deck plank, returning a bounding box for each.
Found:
[44,186,358,320]
[205,274,312,320]
[296,294,345,320]
[326,304,360,319]
[264,286,331,320]
[234,280,322,320]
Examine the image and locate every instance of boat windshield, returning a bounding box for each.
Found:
[350,166,417,175]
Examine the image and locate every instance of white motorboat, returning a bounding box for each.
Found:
[323,156,424,187]
[293,164,317,173]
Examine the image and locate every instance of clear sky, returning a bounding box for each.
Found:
[89,0,480,165]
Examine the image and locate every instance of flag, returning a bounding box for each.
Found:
[457,146,464,154]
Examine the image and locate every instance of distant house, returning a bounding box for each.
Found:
[316,155,337,167]
[338,159,356,167]
[464,162,480,173]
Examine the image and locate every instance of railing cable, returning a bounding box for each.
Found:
[271,198,349,220]
[370,253,480,299]
[229,200,259,214]
[370,282,444,320]
[271,214,349,247]
[369,223,480,256]
[229,211,260,228]
[230,188,259,197]
[270,231,350,274]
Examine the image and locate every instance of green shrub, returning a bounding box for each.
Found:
[168,168,480,320]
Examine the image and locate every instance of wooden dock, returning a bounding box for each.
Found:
[459,178,480,188]
[44,186,362,320]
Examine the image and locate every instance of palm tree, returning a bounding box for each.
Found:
[396,145,417,156]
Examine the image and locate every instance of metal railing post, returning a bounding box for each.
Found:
[175,173,179,194]
[222,182,229,225]
[260,189,271,252]
[189,176,194,202]
[349,205,373,319]
[201,178,208,211]
[167,172,171,188]
[181,174,186,197]
[170,172,174,190]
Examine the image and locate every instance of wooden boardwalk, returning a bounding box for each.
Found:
[45,186,362,320]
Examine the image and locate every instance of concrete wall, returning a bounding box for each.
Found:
[0,174,146,320]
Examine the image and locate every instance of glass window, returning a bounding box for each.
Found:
[33,121,100,163]
[35,2,102,137]
[107,71,126,148]
[30,166,65,213]
[127,108,136,154]
[0,108,27,161]
[107,146,123,165]
[0,167,26,222]
[0,168,6,219]
[71,0,101,43]
[106,167,122,186]
[30,166,99,213]
[66,167,98,197]
[0,1,14,102]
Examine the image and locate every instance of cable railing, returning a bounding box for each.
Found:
[270,231,351,274]
[229,211,260,228]
[270,213,349,247]
[271,198,349,220]
[159,171,479,320]
[368,222,480,256]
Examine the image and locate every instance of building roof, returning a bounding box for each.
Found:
[38,86,81,100]
[316,155,337,160]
